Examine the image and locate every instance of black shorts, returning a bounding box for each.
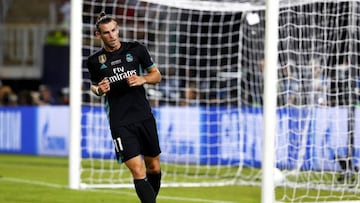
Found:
[111,116,161,163]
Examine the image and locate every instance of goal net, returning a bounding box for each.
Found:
[73,0,360,202]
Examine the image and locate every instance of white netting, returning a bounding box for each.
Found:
[77,0,360,202]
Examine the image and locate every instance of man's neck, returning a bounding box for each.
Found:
[104,42,121,52]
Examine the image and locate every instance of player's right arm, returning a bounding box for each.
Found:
[91,77,110,96]
[87,54,111,96]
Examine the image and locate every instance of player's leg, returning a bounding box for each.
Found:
[125,155,146,179]
[140,116,162,197]
[112,126,155,203]
[125,155,156,203]
[144,155,161,197]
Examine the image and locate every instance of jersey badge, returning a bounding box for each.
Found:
[126,53,133,62]
[98,54,107,64]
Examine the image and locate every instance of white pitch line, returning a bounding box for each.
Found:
[1,177,65,189]
[1,177,236,203]
[158,195,236,203]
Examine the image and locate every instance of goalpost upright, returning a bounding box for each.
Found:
[261,0,280,202]
[69,0,83,190]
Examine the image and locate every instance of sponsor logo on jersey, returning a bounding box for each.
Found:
[111,59,122,66]
[108,69,137,83]
[98,54,107,64]
[126,53,133,62]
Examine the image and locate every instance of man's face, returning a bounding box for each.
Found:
[96,21,120,50]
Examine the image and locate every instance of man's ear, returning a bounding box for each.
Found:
[95,31,101,38]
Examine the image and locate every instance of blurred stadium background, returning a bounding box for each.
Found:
[0,0,70,105]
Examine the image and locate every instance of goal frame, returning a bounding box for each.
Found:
[68,0,280,195]
[68,1,360,203]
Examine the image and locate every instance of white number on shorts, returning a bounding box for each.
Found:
[113,137,124,152]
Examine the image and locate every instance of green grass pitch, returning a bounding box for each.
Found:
[0,154,261,203]
[2,154,358,202]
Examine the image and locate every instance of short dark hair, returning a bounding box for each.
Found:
[95,11,116,31]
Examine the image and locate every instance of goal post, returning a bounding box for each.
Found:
[69,0,82,190]
[69,0,360,202]
[261,0,280,202]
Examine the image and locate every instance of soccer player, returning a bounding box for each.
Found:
[86,12,162,203]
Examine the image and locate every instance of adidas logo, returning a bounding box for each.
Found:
[100,64,107,69]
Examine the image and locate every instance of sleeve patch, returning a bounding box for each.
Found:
[145,63,156,70]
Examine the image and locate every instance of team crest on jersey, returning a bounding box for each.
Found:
[126,53,133,62]
[98,54,107,64]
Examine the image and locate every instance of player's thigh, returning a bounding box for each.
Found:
[144,155,161,173]
[140,116,161,157]
[112,125,141,162]
[125,155,146,179]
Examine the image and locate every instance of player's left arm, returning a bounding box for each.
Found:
[127,65,161,87]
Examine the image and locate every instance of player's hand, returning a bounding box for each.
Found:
[127,75,146,87]
[98,77,110,94]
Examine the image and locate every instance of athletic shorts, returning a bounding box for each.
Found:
[111,116,161,163]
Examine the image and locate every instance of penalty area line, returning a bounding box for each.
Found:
[1,177,235,203]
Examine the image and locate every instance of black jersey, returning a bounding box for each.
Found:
[87,41,156,129]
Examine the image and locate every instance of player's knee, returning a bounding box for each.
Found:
[129,166,146,179]
[127,162,146,179]
[147,166,161,174]
[144,157,161,173]
[146,162,161,174]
